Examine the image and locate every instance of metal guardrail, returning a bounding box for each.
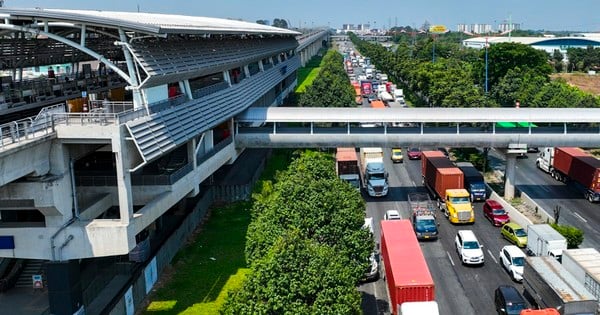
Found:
[0,117,53,150]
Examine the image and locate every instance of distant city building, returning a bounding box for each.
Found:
[457,23,493,34]
[0,0,4,7]
[498,23,521,33]
[342,24,354,31]
[472,24,492,34]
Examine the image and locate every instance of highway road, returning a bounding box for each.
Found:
[359,148,531,315]
[500,150,600,249]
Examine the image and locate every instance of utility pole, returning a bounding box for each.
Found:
[485,37,489,94]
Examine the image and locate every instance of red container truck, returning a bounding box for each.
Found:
[536,147,600,202]
[421,151,474,223]
[361,80,372,96]
[421,151,464,200]
[335,147,360,189]
[381,220,434,314]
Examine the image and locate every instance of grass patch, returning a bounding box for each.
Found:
[294,50,327,93]
[295,68,320,93]
[143,149,294,315]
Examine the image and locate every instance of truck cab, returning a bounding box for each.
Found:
[442,189,475,224]
[365,162,388,197]
[408,193,438,240]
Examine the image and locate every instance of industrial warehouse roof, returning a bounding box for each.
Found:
[0,8,300,36]
[463,35,600,48]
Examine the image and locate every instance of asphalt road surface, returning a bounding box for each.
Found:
[359,148,531,315]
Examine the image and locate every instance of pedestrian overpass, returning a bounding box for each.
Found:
[235,106,600,199]
[235,107,600,148]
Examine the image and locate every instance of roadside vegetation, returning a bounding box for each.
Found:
[143,150,293,315]
[349,32,600,108]
[222,150,370,314]
[295,54,324,93]
[298,49,356,107]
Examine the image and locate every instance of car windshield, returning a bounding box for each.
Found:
[450,197,470,203]
[512,257,525,266]
[514,228,527,237]
[370,173,385,180]
[393,151,402,156]
[472,183,486,191]
[410,148,420,153]
[416,219,436,230]
[463,241,480,249]
[493,209,506,215]
[506,302,526,313]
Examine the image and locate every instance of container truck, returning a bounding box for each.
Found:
[526,224,567,261]
[361,80,372,96]
[523,256,597,315]
[421,151,474,224]
[399,301,439,315]
[359,148,389,197]
[536,147,600,202]
[456,162,487,202]
[408,193,438,240]
[381,220,435,314]
[336,147,360,189]
[561,248,600,303]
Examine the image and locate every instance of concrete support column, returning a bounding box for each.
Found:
[180,80,192,99]
[113,132,133,224]
[223,71,231,86]
[243,65,250,79]
[187,139,200,197]
[47,260,83,315]
[504,154,517,199]
[204,130,214,151]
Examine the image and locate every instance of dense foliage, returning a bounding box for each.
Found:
[551,223,584,249]
[566,46,600,72]
[349,32,600,108]
[222,150,371,313]
[298,50,356,107]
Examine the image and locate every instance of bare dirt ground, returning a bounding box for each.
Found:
[551,73,600,95]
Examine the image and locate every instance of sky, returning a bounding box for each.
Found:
[4,0,600,32]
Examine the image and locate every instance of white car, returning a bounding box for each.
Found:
[499,245,525,282]
[384,210,402,220]
[455,230,484,265]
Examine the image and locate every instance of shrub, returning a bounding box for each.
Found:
[550,223,584,249]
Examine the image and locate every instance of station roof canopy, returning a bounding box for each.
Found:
[0,8,300,36]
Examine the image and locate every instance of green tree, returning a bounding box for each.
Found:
[222,230,362,315]
[245,151,371,277]
[552,49,564,72]
[551,223,584,249]
[475,42,552,90]
[255,19,268,25]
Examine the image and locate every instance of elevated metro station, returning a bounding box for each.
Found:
[0,8,328,314]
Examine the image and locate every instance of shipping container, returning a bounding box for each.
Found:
[523,256,597,315]
[537,147,600,202]
[562,248,600,303]
[554,147,600,192]
[381,220,434,314]
[336,147,360,189]
[422,151,463,200]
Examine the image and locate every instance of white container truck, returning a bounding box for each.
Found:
[359,148,389,197]
[562,248,600,302]
[400,301,440,315]
[526,224,567,261]
[524,256,597,315]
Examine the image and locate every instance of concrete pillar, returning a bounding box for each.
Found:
[504,154,517,199]
[188,139,200,197]
[180,80,192,99]
[204,130,214,151]
[113,132,133,224]
[223,71,231,86]
[47,260,84,315]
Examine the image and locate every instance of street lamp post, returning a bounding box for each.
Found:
[485,37,489,94]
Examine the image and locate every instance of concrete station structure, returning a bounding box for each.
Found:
[0,7,327,315]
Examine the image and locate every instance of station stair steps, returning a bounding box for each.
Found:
[14,259,45,288]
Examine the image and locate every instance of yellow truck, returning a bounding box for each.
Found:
[391,148,403,163]
[443,189,475,224]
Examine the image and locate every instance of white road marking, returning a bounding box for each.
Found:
[411,180,416,187]
[487,249,498,264]
[573,212,588,223]
[446,251,455,266]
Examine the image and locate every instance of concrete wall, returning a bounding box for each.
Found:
[104,189,213,315]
